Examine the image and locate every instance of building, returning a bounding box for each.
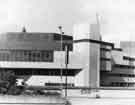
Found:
[0,32,81,87]
[0,22,135,88]
[100,41,135,87]
[73,23,135,88]
[73,23,101,88]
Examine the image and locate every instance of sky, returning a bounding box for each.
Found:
[1,0,135,43]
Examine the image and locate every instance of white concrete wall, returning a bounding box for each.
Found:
[27,76,74,86]
[89,43,100,88]
[73,23,100,88]
[73,42,90,87]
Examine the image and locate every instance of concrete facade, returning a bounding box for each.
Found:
[100,43,135,87]
[0,22,135,88]
[0,32,81,86]
[73,23,100,88]
[72,23,135,87]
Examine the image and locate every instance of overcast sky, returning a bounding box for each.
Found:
[0,0,135,42]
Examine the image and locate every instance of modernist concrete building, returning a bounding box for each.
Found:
[0,32,81,87]
[0,22,135,88]
[73,23,135,88]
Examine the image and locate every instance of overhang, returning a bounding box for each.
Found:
[0,61,82,76]
[3,68,81,76]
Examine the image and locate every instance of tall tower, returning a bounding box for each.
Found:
[73,16,101,88]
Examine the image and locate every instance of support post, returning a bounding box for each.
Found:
[65,45,69,97]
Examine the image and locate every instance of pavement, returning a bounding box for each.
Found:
[65,90,135,105]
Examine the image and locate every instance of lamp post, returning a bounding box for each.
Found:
[58,26,63,83]
[65,45,69,97]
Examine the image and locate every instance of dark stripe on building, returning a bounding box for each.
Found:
[74,39,114,47]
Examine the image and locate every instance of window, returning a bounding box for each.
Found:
[0,50,53,62]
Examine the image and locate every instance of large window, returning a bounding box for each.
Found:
[0,50,53,62]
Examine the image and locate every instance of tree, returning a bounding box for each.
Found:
[0,70,18,95]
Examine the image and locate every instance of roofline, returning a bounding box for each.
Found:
[74,39,114,46]
[2,32,73,36]
[113,48,123,51]
[73,39,126,52]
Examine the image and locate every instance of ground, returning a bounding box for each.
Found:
[67,90,135,105]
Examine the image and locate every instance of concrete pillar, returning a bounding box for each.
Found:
[73,23,100,88]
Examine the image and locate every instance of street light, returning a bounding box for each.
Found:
[58,26,63,82]
[58,26,69,97]
[65,45,69,97]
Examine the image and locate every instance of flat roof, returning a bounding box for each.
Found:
[113,48,123,51]
[74,39,114,46]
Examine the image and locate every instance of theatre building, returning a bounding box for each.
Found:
[0,32,81,87]
[1,22,135,88]
[73,23,135,88]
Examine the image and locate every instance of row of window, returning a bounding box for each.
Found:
[111,82,135,87]
[7,33,51,41]
[101,82,135,87]
[0,50,53,62]
[100,72,135,77]
[7,33,73,41]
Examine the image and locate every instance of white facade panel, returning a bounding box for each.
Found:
[0,61,79,69]
[89,43,100,88]
[27,76,75,86]
[73,23,100,88]
[73,42,90,87]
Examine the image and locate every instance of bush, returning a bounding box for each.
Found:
[0,70,21,95]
